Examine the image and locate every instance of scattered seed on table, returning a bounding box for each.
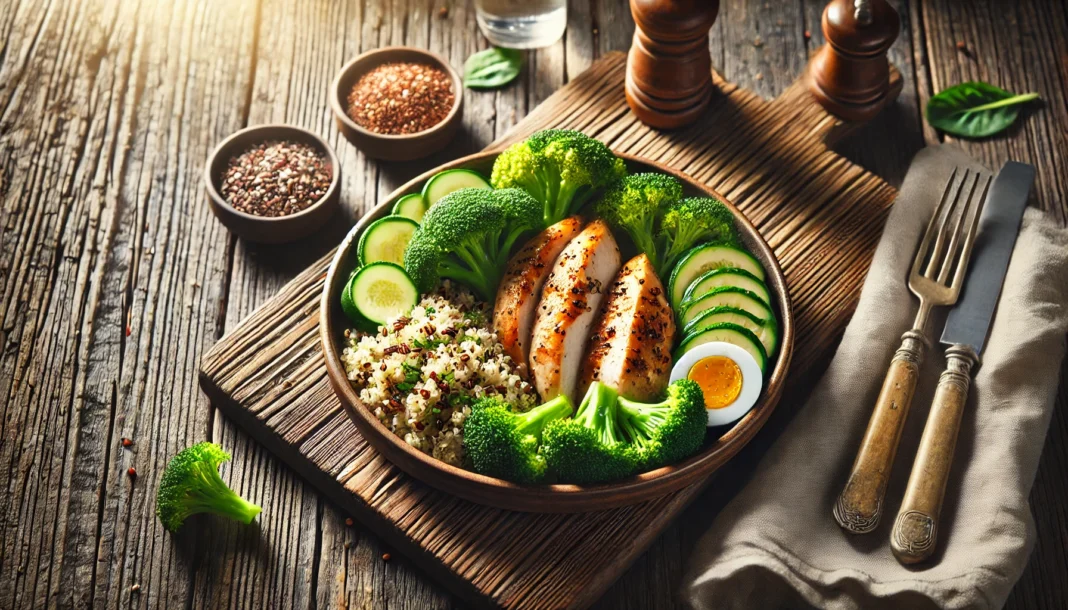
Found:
[381,553,391,562]
[346,62,454,135]
[345,517,354,527]
[127,467,137,479]
[220,140,331,217]
[121,437,134,448]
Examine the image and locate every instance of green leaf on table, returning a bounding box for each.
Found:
[463,47,522,89]
[925,82,1040,138]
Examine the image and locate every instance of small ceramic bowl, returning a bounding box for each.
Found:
[330,47,464,162]
[204,124,341,244]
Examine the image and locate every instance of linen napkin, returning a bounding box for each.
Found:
[685,145,1068,610]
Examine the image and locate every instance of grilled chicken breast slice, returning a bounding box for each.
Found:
[529,220,621,403]
[581,253,675,401]
[493,216,585,378]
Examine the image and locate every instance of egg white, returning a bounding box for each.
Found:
[670,342,763,427]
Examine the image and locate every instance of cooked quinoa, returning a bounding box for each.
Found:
[341,283,536,467]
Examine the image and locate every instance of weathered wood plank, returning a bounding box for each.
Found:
[0,0,255,608]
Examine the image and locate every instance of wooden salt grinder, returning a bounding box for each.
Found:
[806,0,899,122]
[625,0,718,130]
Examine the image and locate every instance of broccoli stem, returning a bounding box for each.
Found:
[576,382,626,445]
[187,462,262,524]
[617,396,670,450]
[517,395,574,437]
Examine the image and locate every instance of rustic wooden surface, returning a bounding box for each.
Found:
[0,0,1065,608]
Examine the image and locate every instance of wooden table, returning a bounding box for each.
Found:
[1,0,1064,608]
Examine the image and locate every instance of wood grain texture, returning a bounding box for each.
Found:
[200,52,900,609]
[1,0,1066,608]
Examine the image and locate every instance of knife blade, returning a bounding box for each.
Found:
[940,161,1035,353]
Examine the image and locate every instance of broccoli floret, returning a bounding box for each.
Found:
[403,187,543,300]
[617,379,707,471]
[541,382,638,484]
[595,173,683,270]
[491,129,627,227]
[156,442,261,533]
[464,395,574,484]
[656,197,739,276]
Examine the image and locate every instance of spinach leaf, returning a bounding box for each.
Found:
[926,82,1040,138]
[464,47,522,90]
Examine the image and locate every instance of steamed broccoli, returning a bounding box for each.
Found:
[491,129,627,227]
[156,442,261,533]
[541,382,638,484]
[617,379,707,470]
[656,197,739,276]
[595,173,683,271]
[403,187,543,300]
[464,395,574,483]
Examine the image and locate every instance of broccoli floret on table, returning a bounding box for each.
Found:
[156,442,261,533]
[464,395,574,484]
[491,129,626,227]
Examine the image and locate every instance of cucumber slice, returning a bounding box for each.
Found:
[357,216,419,266]
[682,267,771,307]
[679,286,773,329]
[392,193,428,222]
[676,323,768,373]
[340,269,379,332]
[421,169,492,207]
[668,244,765,305]
[682,306,779,357]
[349,263,419,325]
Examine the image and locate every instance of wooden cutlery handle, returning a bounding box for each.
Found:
[890,345,978,564]
[834,329,928,534]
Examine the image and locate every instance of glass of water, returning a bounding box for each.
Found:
[475,0,567,49]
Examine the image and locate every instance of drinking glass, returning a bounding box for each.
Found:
[475,0,567,49]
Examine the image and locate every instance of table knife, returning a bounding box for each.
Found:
[889,161,1035,564]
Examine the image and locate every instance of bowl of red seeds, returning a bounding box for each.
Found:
[330,47,463,161]
[204,124,341,244]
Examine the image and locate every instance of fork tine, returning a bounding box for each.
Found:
[911,167,958,279]
[923,169,969,279]
[951,174,991,290]
[936,171,980,283]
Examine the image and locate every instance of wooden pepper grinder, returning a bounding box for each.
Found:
[625,0,719,130]
[806,0,899,122]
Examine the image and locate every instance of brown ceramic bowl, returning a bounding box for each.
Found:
[204,124,341,244]
[321,151,793,512]
[330,47,463,161]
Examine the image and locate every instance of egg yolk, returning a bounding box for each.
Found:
[688,356,743,410]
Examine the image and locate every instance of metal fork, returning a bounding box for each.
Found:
[833,168,990,534]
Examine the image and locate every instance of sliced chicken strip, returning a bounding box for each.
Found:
[493,216,585,378]
[581,253,675,401]
[529,220,621,404]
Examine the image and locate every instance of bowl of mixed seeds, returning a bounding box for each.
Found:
[204,124,341,243]
[330,47,463,161]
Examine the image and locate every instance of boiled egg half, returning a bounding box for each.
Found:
[670,342,762,427]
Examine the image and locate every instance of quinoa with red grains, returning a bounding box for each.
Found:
[346,62,454,135]
[220,141,331,217]
[340,282,535,466]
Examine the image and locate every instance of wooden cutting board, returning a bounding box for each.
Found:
[199,52,900,609]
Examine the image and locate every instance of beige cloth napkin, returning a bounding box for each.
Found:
[685,145,1068,610]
